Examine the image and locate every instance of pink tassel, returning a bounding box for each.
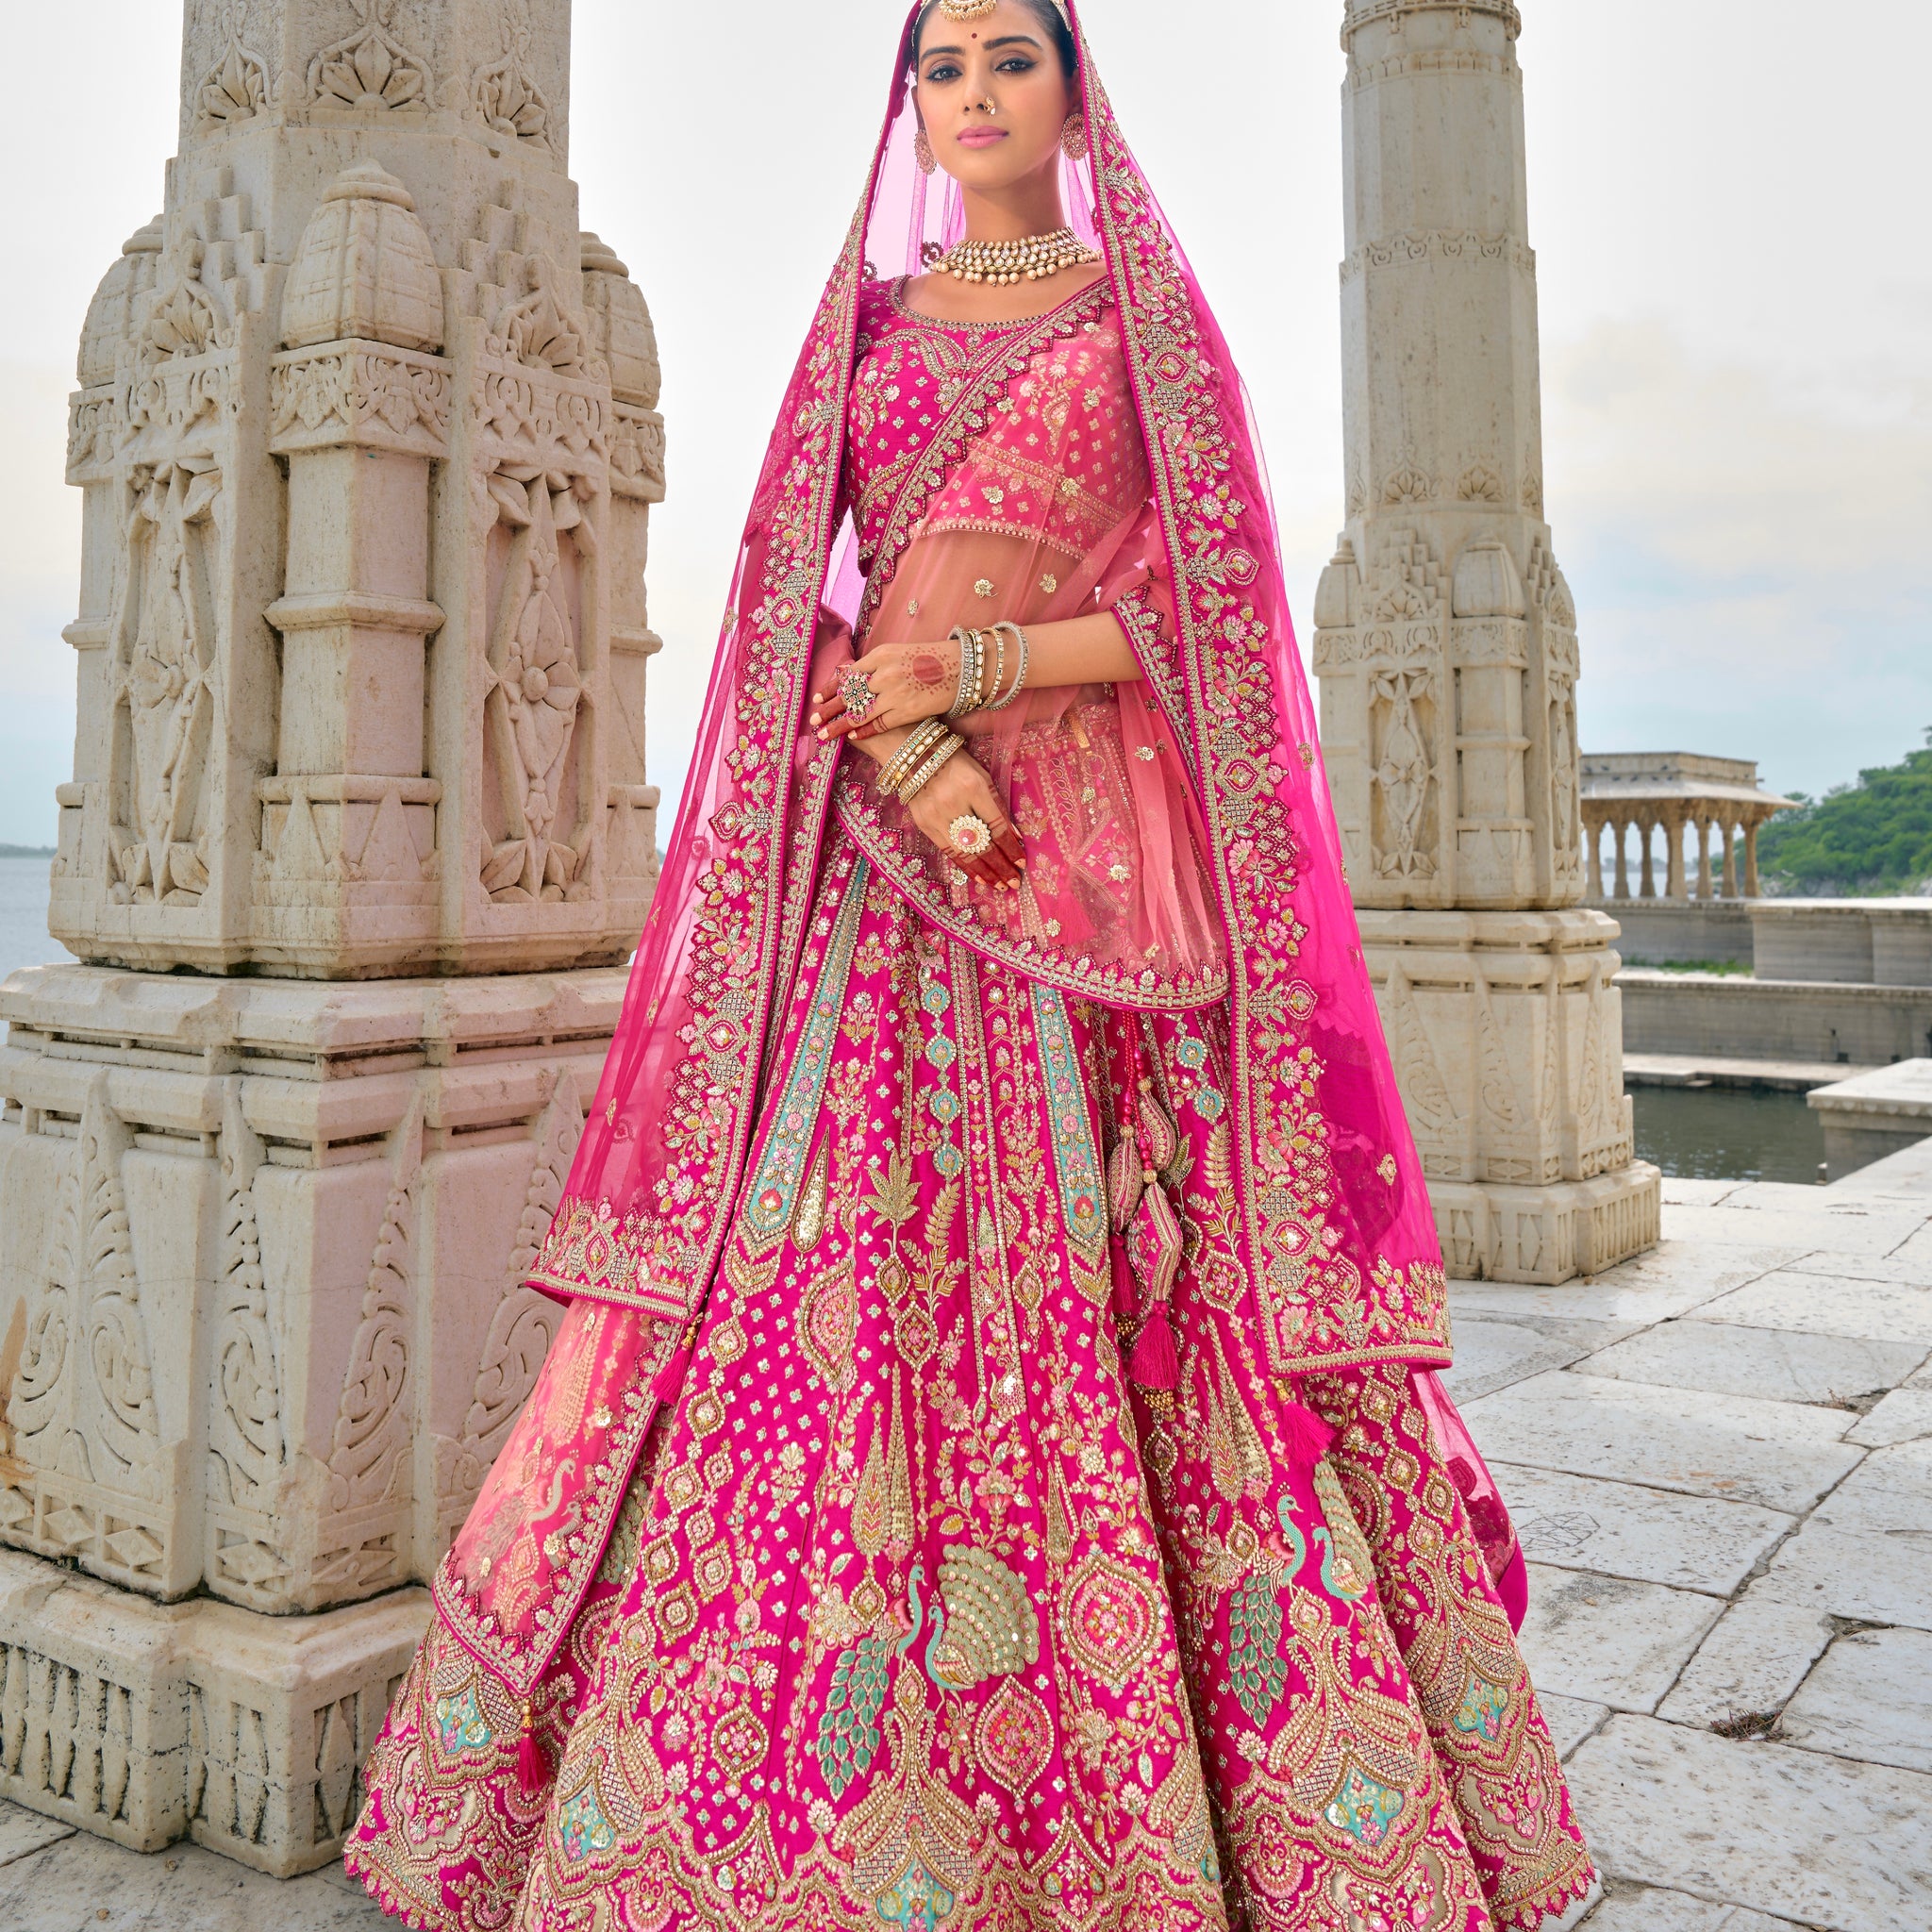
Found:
[1127,1305,1181,1392]
[1275,1399,1336,1471]
[516,1703,552,1802]
[650,1319,701,1405]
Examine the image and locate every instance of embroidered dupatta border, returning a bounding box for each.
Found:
[1077,46,1452,1373]
[837,279,1229,1012]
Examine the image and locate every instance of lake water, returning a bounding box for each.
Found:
[0,856,1840,1186]
[1630,1082,1827,1186]
[0,857,60,985]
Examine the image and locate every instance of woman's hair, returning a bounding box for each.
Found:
[913,0,1078,79]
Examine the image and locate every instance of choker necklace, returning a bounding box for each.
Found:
[934,226,1102,288]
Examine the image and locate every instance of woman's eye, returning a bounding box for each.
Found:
[924,62,962,83]
[996,57,1037,73]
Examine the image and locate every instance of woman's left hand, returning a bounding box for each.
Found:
[810,638,964,742]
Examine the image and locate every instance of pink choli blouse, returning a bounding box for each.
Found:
[828,277,1228,1010]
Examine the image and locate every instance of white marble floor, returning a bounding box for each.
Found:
[4,1152,1929,1931]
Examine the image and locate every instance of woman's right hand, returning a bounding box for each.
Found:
[902,749,1026,890]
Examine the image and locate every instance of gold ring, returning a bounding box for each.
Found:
[948,813,993,858]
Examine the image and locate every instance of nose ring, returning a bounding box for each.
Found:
[978,95,997,115]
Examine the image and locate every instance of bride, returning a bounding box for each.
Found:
[348,4,1596,1927]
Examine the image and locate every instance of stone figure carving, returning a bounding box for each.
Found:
[109,463,221,906]
[482,475,591,902]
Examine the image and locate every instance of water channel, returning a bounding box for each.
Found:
[1629,1082,1827,1186]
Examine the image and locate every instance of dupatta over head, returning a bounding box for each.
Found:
[531,0,1451,1383]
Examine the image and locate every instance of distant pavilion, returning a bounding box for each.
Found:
[1581,753,1798,902]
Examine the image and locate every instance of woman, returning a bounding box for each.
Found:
[348,4,1596,1928]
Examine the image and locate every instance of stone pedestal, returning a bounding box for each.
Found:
[0,964,621,1872]
[1358,910,1658,1281]
[1318,1,1659,1280]
[3,0,665,1874]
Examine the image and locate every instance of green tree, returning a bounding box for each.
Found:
[1756,729,1932,894]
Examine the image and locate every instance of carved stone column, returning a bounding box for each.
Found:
[1314,0,1658,1283]
[1,0,667,1875]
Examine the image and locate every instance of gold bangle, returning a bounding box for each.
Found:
[896,732,965,805]
[875,717,950,798]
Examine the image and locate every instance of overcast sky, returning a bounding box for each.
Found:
[1,0,1925,843]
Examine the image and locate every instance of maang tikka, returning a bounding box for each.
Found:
[938,0,1072,17]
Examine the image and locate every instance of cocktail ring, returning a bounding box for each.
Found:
[840,668,878,722]
[949,813,993,858]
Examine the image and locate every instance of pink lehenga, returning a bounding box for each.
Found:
[346,8,1593,1930]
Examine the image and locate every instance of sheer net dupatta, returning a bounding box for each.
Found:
[836,285,1228,1008]
[535,0,1452,1382]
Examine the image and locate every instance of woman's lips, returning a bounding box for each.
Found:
[956,127,1008,149]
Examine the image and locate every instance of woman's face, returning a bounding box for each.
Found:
[913,2,1075,194]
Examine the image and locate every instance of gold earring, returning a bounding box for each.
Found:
[914,125,937,175]
[1061,110,1089,160]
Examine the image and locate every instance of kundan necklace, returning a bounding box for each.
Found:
[933,226,1101,287]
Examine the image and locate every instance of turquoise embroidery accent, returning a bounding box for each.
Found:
[1191,1085,1226,1121]
[744,856,872,1241]
[1324,1764,1406,1848]
[1030,985,1105,1264]
[1452,1670,1509,1742]
[558,1780,618,1860]
[432,1686,493,1755]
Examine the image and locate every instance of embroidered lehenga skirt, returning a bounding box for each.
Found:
[348,825,1595,1931]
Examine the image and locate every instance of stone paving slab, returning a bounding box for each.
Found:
[1809,1440,1932,1534]
[1440,1315,1638,1403]
[1566,1714,1932,1932]
[1845,1386,1932,1444]
[1695,1269,1932,1345]
[1516,1565,1724,1713]
[1498,1462,1793,1594]
[1539,1691,1611,1760]
[1448,1242,1808,1325]
[1573,1319,1924,1408]
[1657,1596,1837,1730]
[0,1801,75,1871]
[1778,1627,1932,1774]
[1462,1371,1864,1513]
[1754,1523,1932,1629]
[0,1809,389,1930]
[1583,1890,1802,1932]
[1781,1247,1932,1290]
[1656,1198,1927,1255]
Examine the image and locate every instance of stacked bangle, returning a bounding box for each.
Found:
[897,731,965,803]
[875,717,952,798]
[949,626,985,716]
[945,622,1028,717]
[981,620,1031,712]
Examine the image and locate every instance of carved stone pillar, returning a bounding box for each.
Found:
[1695,814,1713,900]
[1662,806,1687,901]
[1720,810,1740,897]
[1744,816,1763,898]
[1639,815,1657,898]
[1314,0,1657,1284]
[2,0,667,1875]
[1613,814,1629,899]
[1585,811,1604,900]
